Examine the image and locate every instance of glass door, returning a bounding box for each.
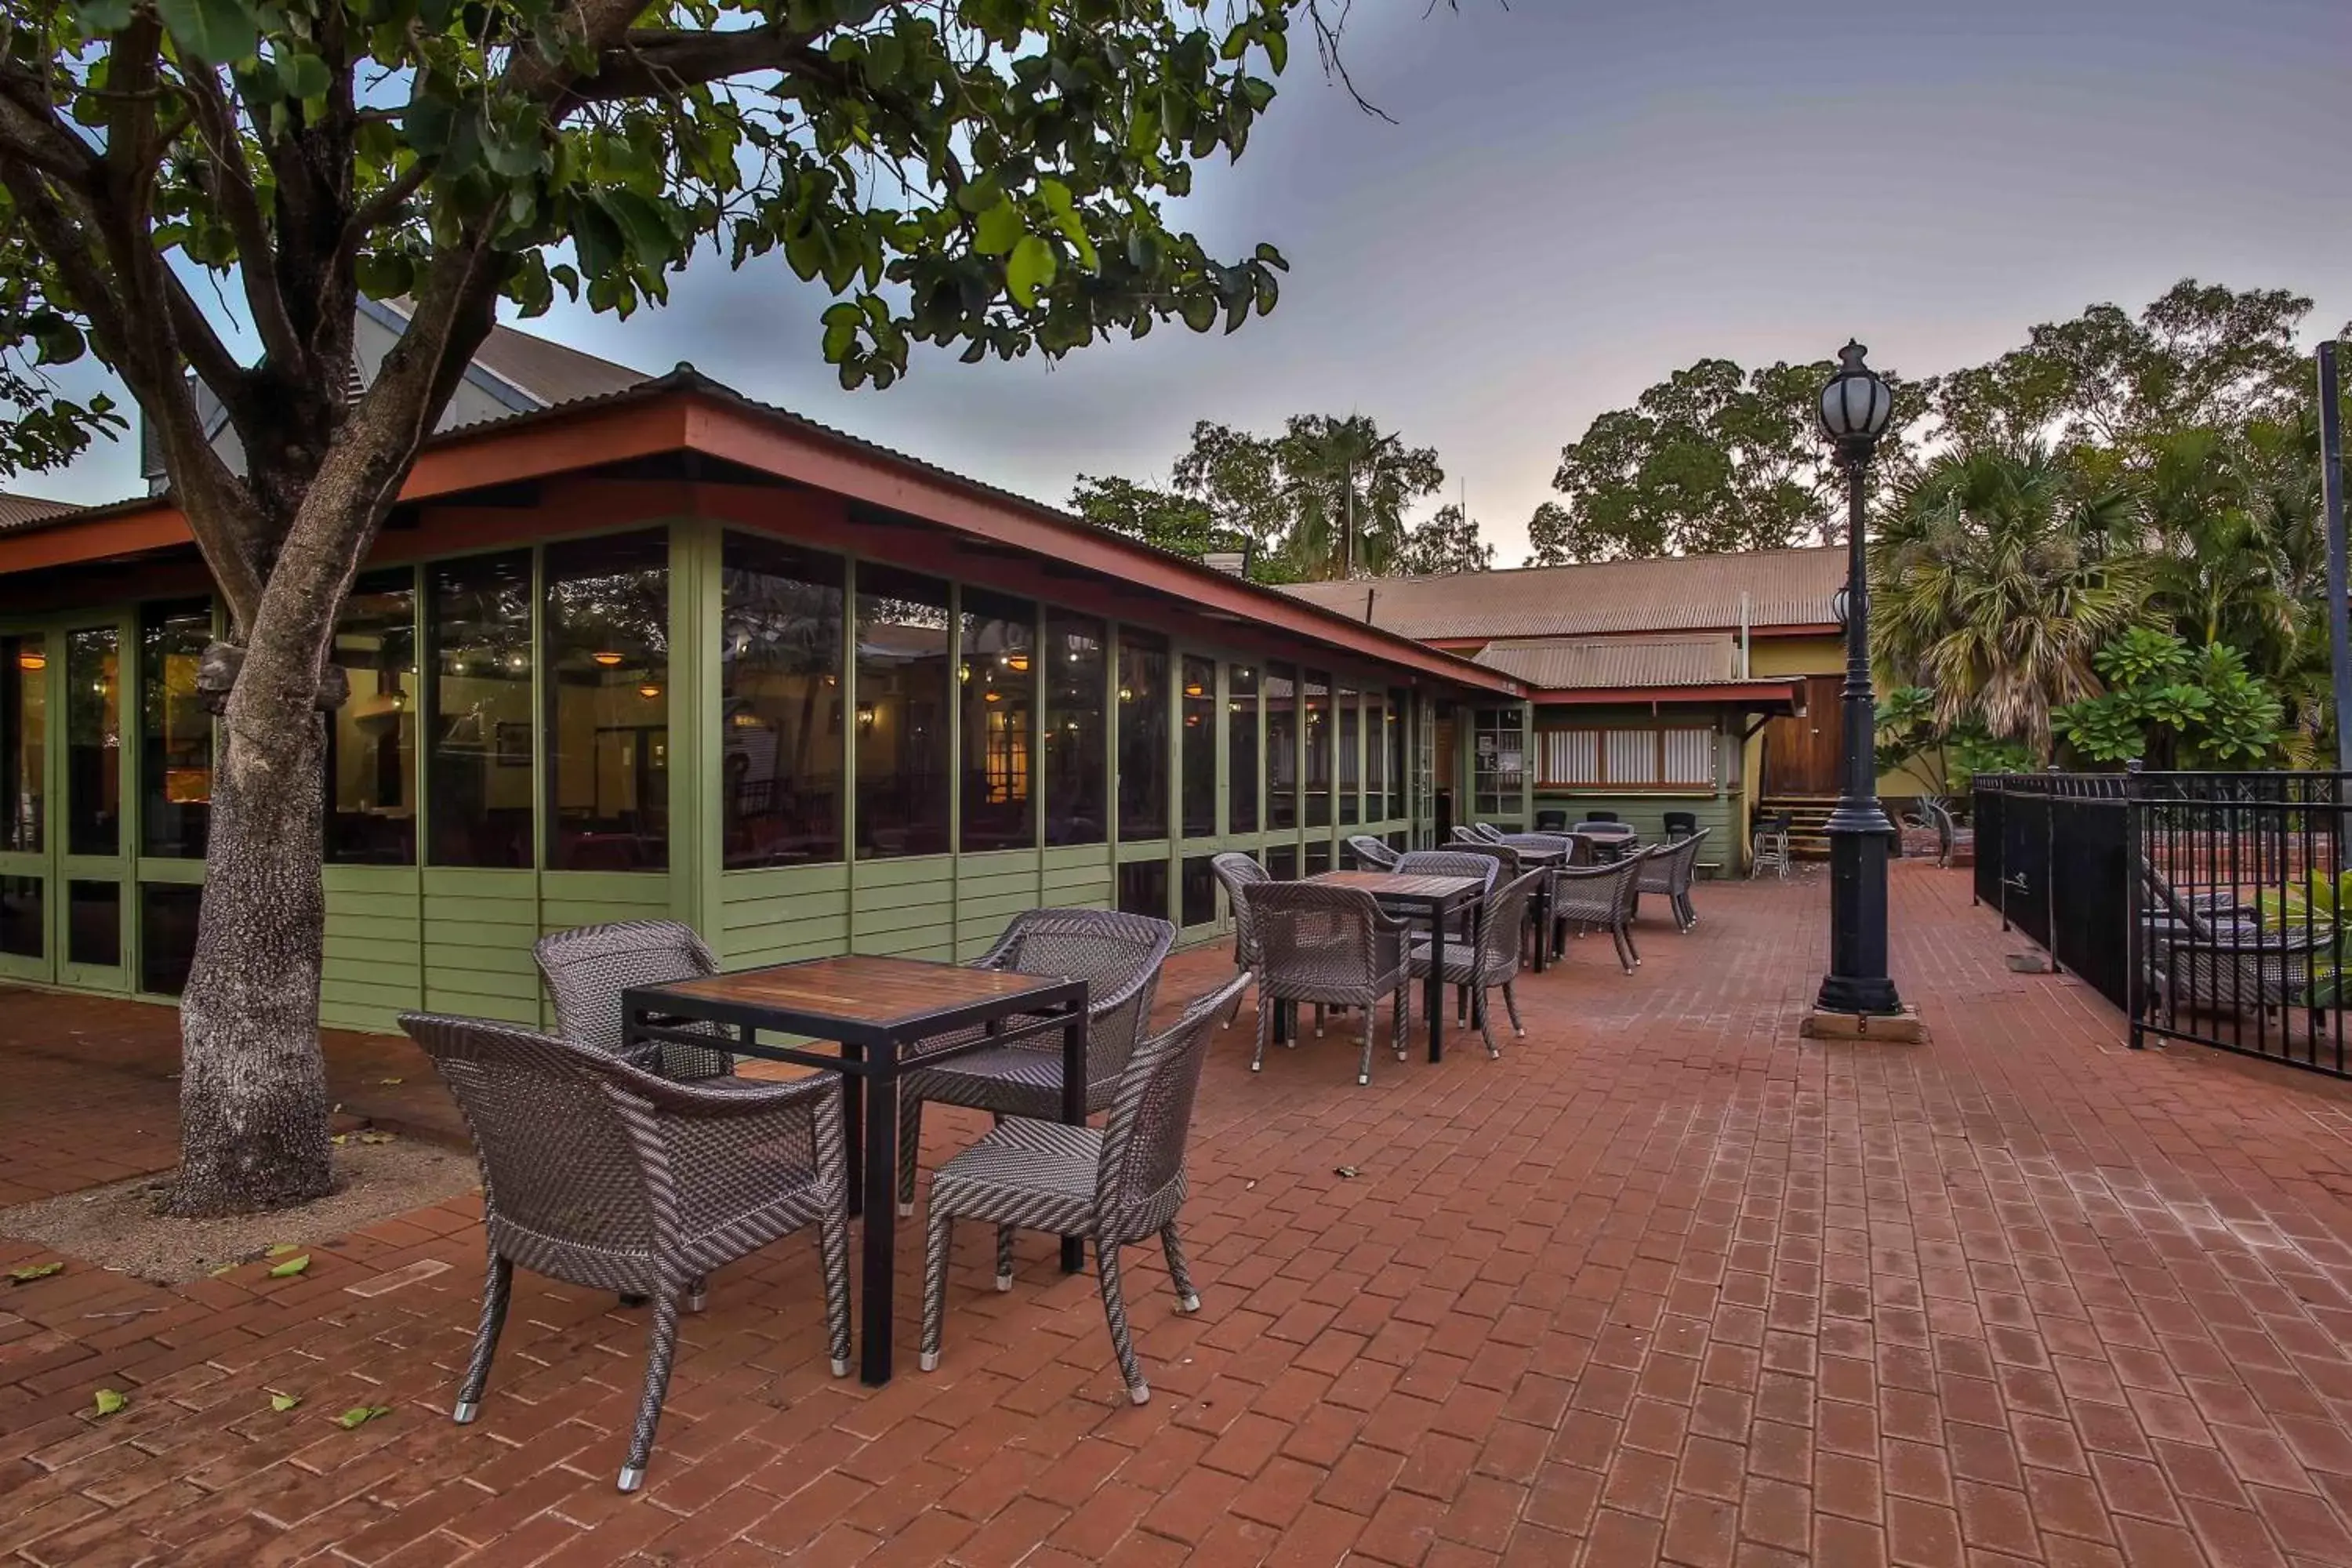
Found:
[0,630,50,981]
[56,622,129,990]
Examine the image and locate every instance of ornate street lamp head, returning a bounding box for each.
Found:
[1819,339,1893,457]
[1831,585,1849,628]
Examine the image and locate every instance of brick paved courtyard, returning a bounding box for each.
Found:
[11,864,2352,1566]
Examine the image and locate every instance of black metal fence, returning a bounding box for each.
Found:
[1975,770,2350,1077]
[1972,773,2132,1011]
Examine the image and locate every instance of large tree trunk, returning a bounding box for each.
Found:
[168,644,335,1215]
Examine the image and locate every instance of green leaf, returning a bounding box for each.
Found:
[270,1392,302,1414]
[267,1255,310,1279]
[971,201,1021,259]
[7,1261,63,1283]
[93,1389,127,1417]
[72,0,135,31]
[276,52,330,103]
[266,1243,300,1258]
[154,0,260,63]
[336,1405,391,1430]
[1006,236,1055,309]
[27,314,85,368]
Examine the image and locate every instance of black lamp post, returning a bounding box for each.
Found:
[1815,341,1904,1018]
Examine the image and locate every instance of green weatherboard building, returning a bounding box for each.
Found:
[0,333,1541,1035]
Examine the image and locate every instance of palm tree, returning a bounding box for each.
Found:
[1273,416,1443,580]
[1871,445,2147,757]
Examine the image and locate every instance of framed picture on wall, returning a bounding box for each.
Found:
[494,720,532,768]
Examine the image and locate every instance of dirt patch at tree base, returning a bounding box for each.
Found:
[0,1140,477,1283]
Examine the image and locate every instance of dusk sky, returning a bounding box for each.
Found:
[27,0,2352,563]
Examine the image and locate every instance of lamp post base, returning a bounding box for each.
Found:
[1800,1004,1930,1044]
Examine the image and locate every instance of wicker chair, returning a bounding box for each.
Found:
[1534,809,1570,832]
[1749,812,1794,880]
[1210,851,1270,977]
[1663,811,1698,841]
[1346,834,1401,870]
[919,971,1250,1403]
[1926,801,1975,869]
[1410,869,1545,1059]
[1636,828,1710,932]
[1247,883,1413,1085]
[1551,848,1652,972]
[534,920,735,1081]
[2140,864,2333,1024]
[895,909,1176,1212]
[399,1012,851,1493]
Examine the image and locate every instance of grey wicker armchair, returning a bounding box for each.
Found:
[895,908,1176,1212]
[534,920,735,1080]
[399,1012,851,1493]
[1346,834,1401,870]
[1210,850,1270,977]
[1636,828,1709,932]
[1410,868,1545,1059]
[1551,848,1652,972]
[1247,882,1414,1086]
[919,971,1250,1403]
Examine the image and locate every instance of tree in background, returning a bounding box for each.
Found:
[1392,503,1492,575]
[1871,445,2144,756]
[1526,357,1886,564]
[1090,412,1446,581]
[1068,475,1226,559]
[2051,627,2284,768]
[0,0,1313,1214]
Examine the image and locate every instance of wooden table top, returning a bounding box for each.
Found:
[1308,870,1486,901]
[639,955,1076,1032]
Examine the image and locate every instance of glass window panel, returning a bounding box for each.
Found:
[855,563,952,859]
[1265,663,1297,831]
[1267,842,1298,880]
[1117,631,1168,842]
[1116,857,1168,920]
[140,882,201,995]
[1388,689,1408,821]
[65,627,120,858]
[1044,609,1106,847]
[1181,656,1214,839]
[1180,855,1216,927]
[960,589,1035,852]
[1227,664,1259,835]
[325,569,418,866]
[1303,670,1331,829]
[1305,840,1331,877]
[2,634,44,853]
[426,550,534,868]
[1472,707,1526,822]
[140,602,212,858]
[67,879,118,967]
[1338,683,1361,826]
[1364,688,1385,820]
[0,876,41,957]
[546,531,669,872]
[722,533,846,868]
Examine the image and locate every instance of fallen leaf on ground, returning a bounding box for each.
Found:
[357,1131,396,1145]
[376,1077,403,1086]
[266,1243,300,1258]
[336,1405,390,1429]
[1334,1167,1358,1178]
[93,1389,126,1417]
[7,1261,64,1283]
[267,1255,311,1279]
[269,1392,301,1413]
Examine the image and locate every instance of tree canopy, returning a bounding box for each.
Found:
[1077,412,1473,581]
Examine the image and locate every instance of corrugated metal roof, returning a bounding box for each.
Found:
[1472,635,1740,689]
[0,492,77,531]
[1280,547,1846,639]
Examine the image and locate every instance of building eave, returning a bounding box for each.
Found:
[1529,679,1807,712]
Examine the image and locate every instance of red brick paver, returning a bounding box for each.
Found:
[10,864,2352,1566]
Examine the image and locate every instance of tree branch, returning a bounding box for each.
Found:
[179,64,303,371]
[561,20,825,103]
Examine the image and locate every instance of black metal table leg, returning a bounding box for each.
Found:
[1425,912,1446,1064]
[840,1044,865,1218]
[858,1053,897,1385]
[1532,887,1552,973]
[1060,1004,1085,1274]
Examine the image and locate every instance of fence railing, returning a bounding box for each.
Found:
[1974,771,2349,1078]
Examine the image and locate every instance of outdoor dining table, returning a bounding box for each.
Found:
[1303,869,1487,1063]
[621,955,1088,1386]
